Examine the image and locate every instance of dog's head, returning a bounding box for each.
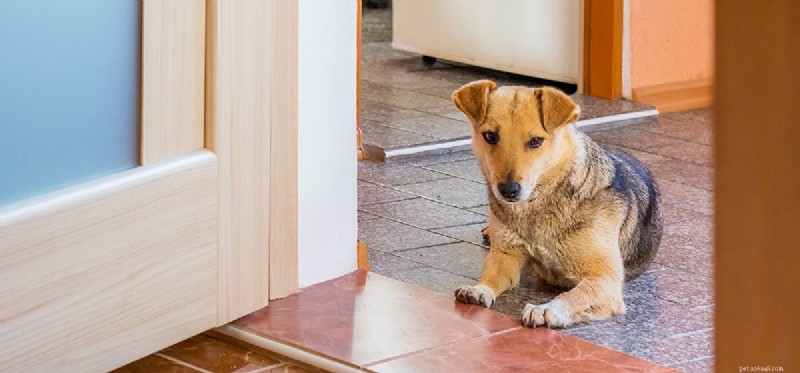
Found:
[452,80,580,204]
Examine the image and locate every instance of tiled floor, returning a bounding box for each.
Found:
[115,334,322,373]
[359,8,655,159]
[235,270,675,372]
[358,109,715,372]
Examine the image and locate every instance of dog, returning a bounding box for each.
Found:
[451,80,663,328]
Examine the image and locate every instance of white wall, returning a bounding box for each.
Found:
[297,0,358,288]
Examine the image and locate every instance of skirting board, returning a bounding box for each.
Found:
[633,78,713,113]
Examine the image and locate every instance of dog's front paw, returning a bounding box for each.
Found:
[521,300,571,328]
[454,284,496,308]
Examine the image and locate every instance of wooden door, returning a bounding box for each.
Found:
[0,1,298,371]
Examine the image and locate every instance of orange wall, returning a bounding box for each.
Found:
[630,0,714,89]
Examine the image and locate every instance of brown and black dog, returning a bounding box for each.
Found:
[452,80,662,328]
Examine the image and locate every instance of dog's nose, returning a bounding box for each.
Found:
[498,182,521,200]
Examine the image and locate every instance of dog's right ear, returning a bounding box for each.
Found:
[452,80,497,125]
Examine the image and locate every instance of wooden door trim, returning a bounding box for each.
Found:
[0,151,218,372]
[356,0,367,160]
[582,0,623,99]
[206,0,299,322]
[141,0,206,164]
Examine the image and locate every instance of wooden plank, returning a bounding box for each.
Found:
[207,0,295,322]
[584,0,623,99]
[0,151,218,372]
[141,0,206,164]
[715,1,800,371]
[268,0,299,299]
[632,78,713,113]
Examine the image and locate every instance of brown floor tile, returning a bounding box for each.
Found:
[234,271,520,366]
[648,140,713,166]
[368,327,676,373]
[357,181,415,206]
[589,127,674,151]
[662,205,711,226]
[397,242,488,279]
[113,355,201,373]
[159,335,283,373]
[359,217,457,252]
[359,197,487,229]
[395,177,487,209]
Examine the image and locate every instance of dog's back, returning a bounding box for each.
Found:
[604,147,663,280]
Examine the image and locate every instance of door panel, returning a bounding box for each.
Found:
[0,151,217,372]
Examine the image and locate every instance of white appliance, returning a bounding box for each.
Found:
[393,0,582,84]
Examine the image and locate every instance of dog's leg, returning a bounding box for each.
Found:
[521,276,624,328]
[455,247,528,308]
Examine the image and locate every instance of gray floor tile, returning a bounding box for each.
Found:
[432,223,488,247]
[360,198,487,229]
[360,101,429,123]
[625,267,713,307]
[418,105,469,122]
[630,329,714,367]
[362,68,455,91]
[406,150,475,166]
[367,250,427,274]
[572,94,656,120]
[396,177,488,209]
[423,158,485,183]
[649,158,714,191]
[384,113,471,140]
[410,84,463,100]
[385,266,475,296]
[361,83,453,109]
[358,211,381,223]
[668,357,714,373]
[397,242,488,280]
[657,179,713,215]
[358,217,457,252]
[359,161,450,186]
[358,181,416,206]
[361,120,438,149]
[467,205,490,216]
[654,243,713,278]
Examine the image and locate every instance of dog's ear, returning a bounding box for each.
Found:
[452,80,497,125]
[535,87,581,131]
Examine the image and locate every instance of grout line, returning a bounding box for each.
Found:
[154,353,215,373]
[667,327,714,339]
[574,109,660,128]
[364,327,523,368]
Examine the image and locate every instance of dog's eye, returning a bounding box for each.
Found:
[482,131,499,145]
[528,137,544,149]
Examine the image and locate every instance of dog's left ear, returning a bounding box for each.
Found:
[535,87,581,131]
[452,80,497,125]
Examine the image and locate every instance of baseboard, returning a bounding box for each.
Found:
[633,78,713,113]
